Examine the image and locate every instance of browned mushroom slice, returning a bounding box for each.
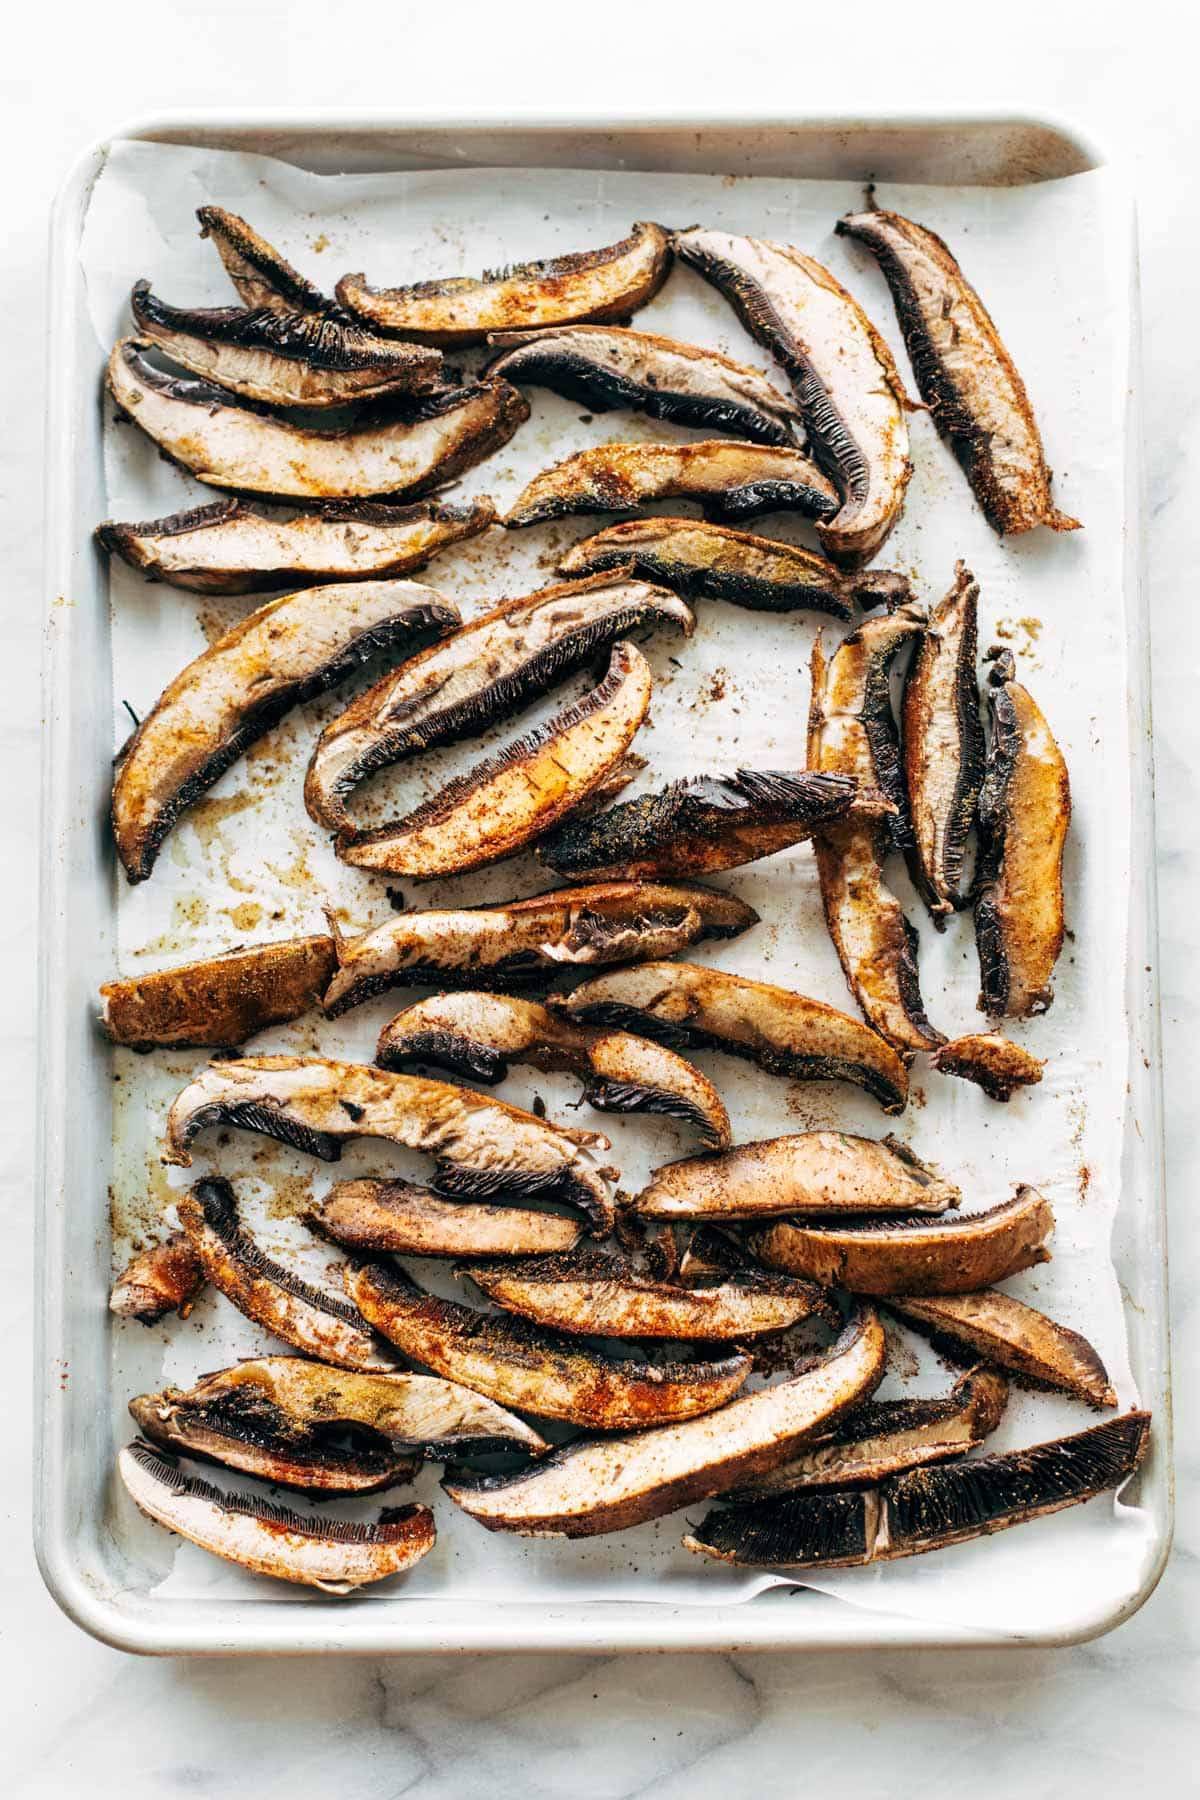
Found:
[111,580,458,883]
[313,1178,584,1258]
[557,517,911,618]
[305,571,691,832]
[674,229,913,565]
[376,992,730,1148]
[725,1365,1009,1499]
[197,206,334,315]
[177,1178,396,1372]
[337,642,653,878]
[109,1234,205,1323]
[443,1305,886,1537]
[752,1186,1053,1296]
[166,1058,616,1236]
[336,222,673,346]
[108,340,528,501]
[347,1261,750,1429]
[887,1289,1116,1408]
[836,204,1080,536]
[930,1033,1045,1103]
[119,1441,435,1591]
[96,496,496,596]
[503,440,839,530]
[130,1355,545,1492]
[633,1133,959,1222]
[321,881,758,1016]
[902,562,985,924]
[975,649,1071,1019]
[558,963,910,1114]
[484,324,802,444]
[100,934,337,1050]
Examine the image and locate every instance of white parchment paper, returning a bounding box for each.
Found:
[83,140,1156,1638]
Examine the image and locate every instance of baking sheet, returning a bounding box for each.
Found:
[81,140,1155,1637]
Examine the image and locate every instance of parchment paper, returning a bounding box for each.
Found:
[83,140,1156,1637]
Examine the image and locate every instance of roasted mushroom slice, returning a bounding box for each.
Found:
[930,1033,1045,1103]
[96,496,496,596]
[313,1178,584,1258]
[100,934,337,1050]
[465,1247,829,1341]
[119,1441,435,1591]
[110,579,458,883]
[129,280,445,408]
[674,229,913,565]
[131,1355,545,1493]
[887,1290,1116,1408]
[975,649,1071,1019]
[347,1261,750,1429]
[836,203,1080,536]
[443,1306,886,1537]
[725,1366,1009,1499]
[503,440,839,529]
[305,571,691,832]
[321,880,757,1015]
[559,963,910,1114]
[377,992,730,1148]
[752,1186,1053,1296]
[108,341,528,502]
[633,1133,959,1222]
[484,324,802,444]
[198,206,334,315]
[109,1234,205,1323]
[336,222,672,346]
[176,1178,396,1371]
[902,562,985,924]
[336,642,653,878]
[557,517,911,619]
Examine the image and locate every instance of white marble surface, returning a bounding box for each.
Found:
[4,12,1196,1795]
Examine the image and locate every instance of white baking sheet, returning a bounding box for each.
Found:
[82,140,1155,1637]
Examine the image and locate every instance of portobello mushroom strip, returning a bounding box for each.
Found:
[109,1234,205,1323]
[110,580,459,883]
[377,992,731,1148]
[100,934,336,1050]
[198,205,340,315]
[321,880,758,1016]
[887,1290,1116,1408]
[312,1177,584,1259]
[633,1132,958,1221]
[836,203,1080,536]
[930,1033,1045,1103]
[503,440,838,529]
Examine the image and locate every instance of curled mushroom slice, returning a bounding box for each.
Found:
[347,1261,750,1429]
[337,641,654,878]
[975,649,1071,1019]
[752,1185,1053,1296]
[313,1178,584,1258]
[100,934,337,1050]
[336,222,672,346]
[725,1366,1010,1500]
[674,229,912,565]
[305,571,691,833]
[166,1057,616,1237]
[503,440,838,530]
[558,963,910,1114]
[322,881,757,1016]
[131,1355,546,1492]
[930,1033,1045,1103]
[633,1133,959,1222]
[198,206,334,315]
[887,1290,1116,1408]
[111,580,457,883]
[109,1234,205,1323]
[377,992,730,1148]
[108,341,528,502]
[903,563,985,924]
[836,203,1080,536]
[557,517,911,619]
[119,1441,435,1592]
[96,496,496,596]
[177,1178,396,1371]
[443,1305,886,1537]
[484,324,802,444]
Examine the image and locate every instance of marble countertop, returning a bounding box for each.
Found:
[4,17,1194,1797]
